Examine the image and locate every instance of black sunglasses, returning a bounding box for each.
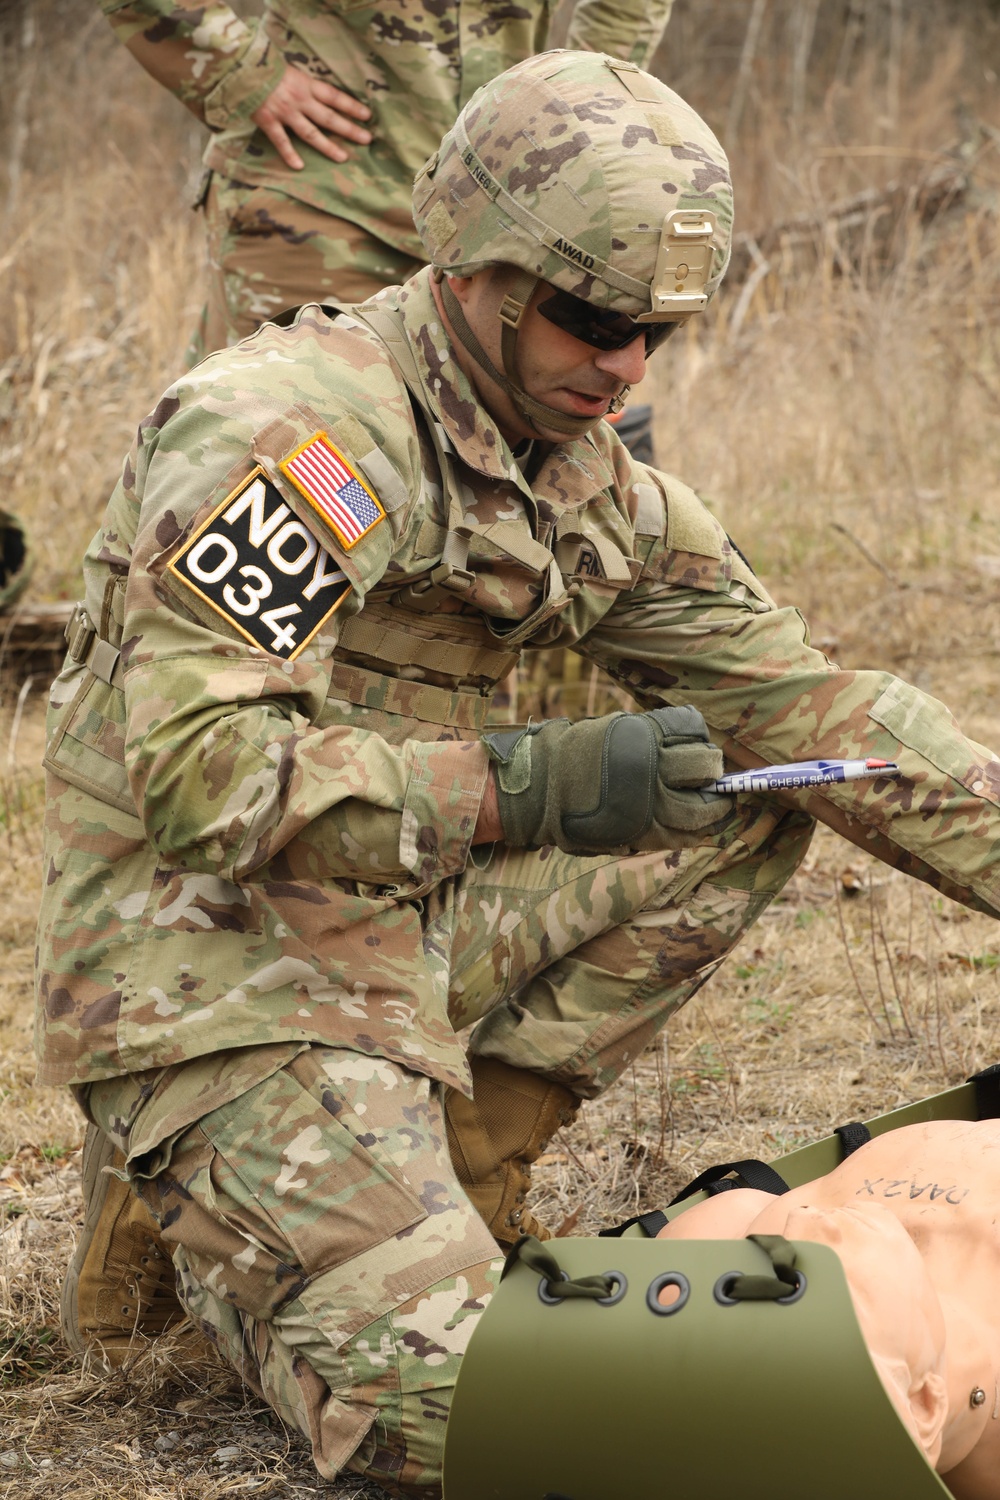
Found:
[536,288,681,354]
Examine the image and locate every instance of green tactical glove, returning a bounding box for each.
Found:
[483,706,731,854]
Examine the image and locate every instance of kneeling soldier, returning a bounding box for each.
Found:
[38,49,1000,1495]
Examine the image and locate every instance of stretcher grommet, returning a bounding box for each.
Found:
[646,1271,690,1316]
[778,1270,808,1304]
[714,1270,747,1305]
[538,1271,571,1306]
[713,1268,808,1306]
[594,1271,627,1307]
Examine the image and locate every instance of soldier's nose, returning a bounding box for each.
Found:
[593,335,648,385]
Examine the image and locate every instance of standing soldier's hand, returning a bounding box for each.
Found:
[252,65,373,170]
[482,707,731,854]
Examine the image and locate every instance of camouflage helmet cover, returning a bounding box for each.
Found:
[413,49,734,321]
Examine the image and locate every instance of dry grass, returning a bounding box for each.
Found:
[2,0,1000,1493]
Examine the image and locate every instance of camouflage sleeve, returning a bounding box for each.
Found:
[580,467,1000,919]
[564,0,674,69]
[97,0,287,128]
[113,377,488,897]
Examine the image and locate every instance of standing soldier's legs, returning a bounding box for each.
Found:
[439,798,815,1243]
[187,178,425,366]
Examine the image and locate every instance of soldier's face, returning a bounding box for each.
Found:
[442,270,649,443]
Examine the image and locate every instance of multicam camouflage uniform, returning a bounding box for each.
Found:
[99,0,675,359]
[38,52,1000,1495]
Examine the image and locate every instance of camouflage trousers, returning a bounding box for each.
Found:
[85,798,813,1494]
[188,176,425,366]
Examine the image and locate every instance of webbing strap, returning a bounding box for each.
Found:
[727,1234,802,1302]
[972,1061,1000,1118]
[599,1209,669,1239]
[336,614,518,680]
[87,636,123,688]
[506,1235,616,1301]
[668,1157,791,1207]
[348,303,428,402]
[632,481,665,539]
[326,662,492,730]
[474,520,552,573]
[834,1121,871,1158]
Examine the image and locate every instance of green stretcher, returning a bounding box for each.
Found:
[443,1066,1000,1499]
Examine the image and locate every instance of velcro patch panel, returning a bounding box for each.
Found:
[168,467,350,659]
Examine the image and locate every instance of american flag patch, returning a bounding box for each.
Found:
[279,432,384,550]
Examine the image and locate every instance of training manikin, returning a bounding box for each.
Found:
[658,1120,1000,1499]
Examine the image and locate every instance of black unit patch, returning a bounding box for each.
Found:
[168,467,350,659]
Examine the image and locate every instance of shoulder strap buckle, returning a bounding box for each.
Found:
[430,559,475,593]
[65,602,95,663]
[63,601,123,688]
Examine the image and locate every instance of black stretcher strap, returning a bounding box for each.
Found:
[833,1120,871,1157]
[599,1209,670,1239]
[668,1157,791,1206]
[970,1062,1000,1120]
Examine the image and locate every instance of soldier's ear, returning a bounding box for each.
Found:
[444,272,477,304]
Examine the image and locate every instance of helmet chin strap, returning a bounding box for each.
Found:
[439,268,611,441]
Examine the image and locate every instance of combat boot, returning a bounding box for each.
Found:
[445,1056,580,1249]
[61,1123,185,1368]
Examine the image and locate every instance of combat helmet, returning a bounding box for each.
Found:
[412,49,733,437]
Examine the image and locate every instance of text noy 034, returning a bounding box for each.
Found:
[168,468,351,659]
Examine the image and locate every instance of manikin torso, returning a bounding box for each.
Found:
[658,1120,1000,1498]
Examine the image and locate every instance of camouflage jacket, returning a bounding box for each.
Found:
[98,0,674,257]
[36,268,1000,1094]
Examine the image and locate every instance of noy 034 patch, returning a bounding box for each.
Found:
[168,467,350,659]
